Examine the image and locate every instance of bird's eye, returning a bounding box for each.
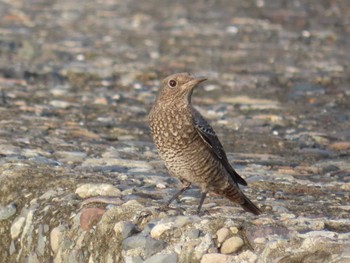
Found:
[168,79,177,88]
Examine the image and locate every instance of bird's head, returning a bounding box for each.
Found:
[155,73,207,106]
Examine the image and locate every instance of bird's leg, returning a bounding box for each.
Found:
[196,192,207,215]
[161,183,191,211]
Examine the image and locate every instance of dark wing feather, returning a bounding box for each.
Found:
[192,108,247,186]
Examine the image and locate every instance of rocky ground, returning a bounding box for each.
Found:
[0,0,350,262]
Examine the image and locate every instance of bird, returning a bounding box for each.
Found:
[148,72,261,215]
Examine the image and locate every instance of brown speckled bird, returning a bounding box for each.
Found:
[149,73,261,215]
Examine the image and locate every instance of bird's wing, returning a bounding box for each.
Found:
[192,108,247,186]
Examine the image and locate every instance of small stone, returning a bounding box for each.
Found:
[232,250,258,262]
[144,252,178,263]
[49,100,72,109]
[50,225,66,253]
[254,237,266,244]
[151,222,175,239]
[186,229,200,239]
[341,183,350,191]
[11,217,26,239]
[114,221,138,239]
[298,230,337,240]
[220,236,244,254]
[80,208,105,230]
[0,203,17,220]
[124,256,144,263]
[55,151,87,163]
[94,97,108,105]
[28,156,61,166]
[216,227,230,243]
[122,235,166,258]
[329,142,350,151]
[75,183,121,198]
[174,215,194,227]
[272,206,289,213]
[201,253,234,263]
[229,227,239,234]
[195,233,214,259]
[156,183,166,189]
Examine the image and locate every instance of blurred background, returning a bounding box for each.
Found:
[0,0,349,157]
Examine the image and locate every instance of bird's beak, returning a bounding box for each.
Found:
[187,76,207,88]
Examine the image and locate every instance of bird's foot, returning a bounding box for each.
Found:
[196,209,210,216]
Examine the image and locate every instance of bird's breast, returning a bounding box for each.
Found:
[149,107,198,151]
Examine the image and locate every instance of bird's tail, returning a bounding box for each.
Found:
[240,194,262,215]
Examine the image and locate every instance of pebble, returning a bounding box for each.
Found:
[81,158,153,170]
[298,230,337,239]
[216,227,230,243]
[229,227,239,234]
[50,225,66,253]
[28,156,61,166]
[11,217,26,239]
[144,252,178,263]
[124,256,144,263]
[79,208,105,230]
[150,222,175,239]
[232,250,258,262]
[122,235,166,257]
[329,141,350,151]
[75,183,122,198]
[114,221,138,239]
[272,205,289,213]
[201,253,234,263]
[49,100,72,109]
[220,236,244,254]
[0,203,17,220]
[54,151,87,163]
[186,229,200,239]
[195,233,215,259]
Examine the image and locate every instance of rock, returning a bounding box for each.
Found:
[186,229,200,239]
[10,217,26,239]
[0,203,17,220]
[122,235,166,257]
[124,256,144,263]
[288,83,325,100]
[201,253,234,263]
[297,148,331,159]
[54,151,87,163]
[220,236,244,254]
[144,252,178,263]
[229,227,239,234]
[0,144,20,155]
[50,225,66,253]
[114,221,138,239]
[286,217,325,231]
[232,250,258,262]
[298,230,337,240]
[195,233,215,259]
[272,205,289,213]
[49,100,72,109]
[216,227,230,243]
[75,183,122,198]
[329,141,350,151]
[81,158,153,170]
[79,207,105,230]
[150,222,175,239]
[28,156,61,166]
